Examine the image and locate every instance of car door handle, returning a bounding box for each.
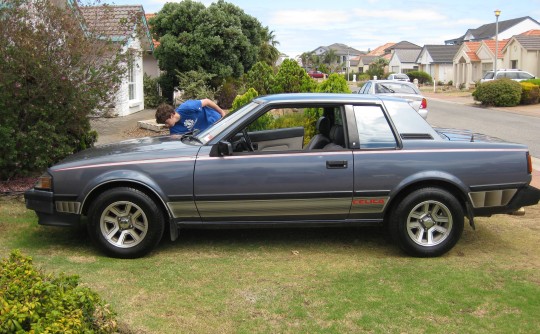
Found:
[326,160,348,169]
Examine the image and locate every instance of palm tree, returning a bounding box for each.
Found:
[259,27,280,66]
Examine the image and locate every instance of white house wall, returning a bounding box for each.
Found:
[114,37,145,117]
[498,19,540,40]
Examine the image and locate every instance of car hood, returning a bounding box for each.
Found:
[434,127,506,143]
[51,135,202,170]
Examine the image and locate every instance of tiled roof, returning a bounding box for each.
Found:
[385,41,421,52]
[421,45,460,63]
[445,16,540,44]
[393,49,421,63]
[514,35,540,50]
[80,5,145,39]
[482,39,509,58]
[367,42,395,56]
[145,13,160,48]
[520,29,540,36]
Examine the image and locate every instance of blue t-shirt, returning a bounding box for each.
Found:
[169,100,221,134]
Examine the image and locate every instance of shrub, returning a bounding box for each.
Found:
[447,80,453,86]
[0,0,133,180]
[520,82,540,105]
[143,74,167,108]
[231,88,259,112]
[407,71,433,84]
[244,61,275,96]
[316,73,351,93]
[357,73,370,81]
[215,77,241,109]
[0,250,118,333]
[522,78,540,86]
[176,70,216,101]
[472,79,522,106]
[271,59,316,93]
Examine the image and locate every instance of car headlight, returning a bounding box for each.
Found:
[35,173,53,191]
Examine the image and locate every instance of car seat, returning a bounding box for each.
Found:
[304,116,331,150]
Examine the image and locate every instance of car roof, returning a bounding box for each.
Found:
[254,93,387,104]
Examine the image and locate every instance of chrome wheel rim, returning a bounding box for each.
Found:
[99,201,148,248]
[406,200,453,247]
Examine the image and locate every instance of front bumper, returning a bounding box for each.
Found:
[24,189,81,227]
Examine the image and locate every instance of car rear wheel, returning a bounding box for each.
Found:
[88,187,164,259]
[390,187,464,257]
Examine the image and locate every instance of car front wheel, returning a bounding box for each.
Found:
[88,187,165,258]
[390,187,464,257]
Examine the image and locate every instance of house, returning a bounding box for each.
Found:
[501,32,540,77]
[445,16,540,45]
[80,5,154,116]
[417,45,460,83]
[311,43,365,72]
[452,39,510,88]
[387,41,421,74]
[144,13,160,79]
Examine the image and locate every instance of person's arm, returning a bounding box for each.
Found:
[201,98,226,117]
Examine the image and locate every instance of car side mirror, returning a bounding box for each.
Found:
[217,141,233,156]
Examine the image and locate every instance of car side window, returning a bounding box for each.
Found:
[353,105,397,149]
[519,72,534,79]
[506,72,519,79]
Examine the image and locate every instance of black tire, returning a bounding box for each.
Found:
[87,187,165,259]
[390,187,464,257]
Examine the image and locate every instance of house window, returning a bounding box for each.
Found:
[128,58,136,101]
[511,60,518,69]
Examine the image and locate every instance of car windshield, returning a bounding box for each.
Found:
[196,101,260,145]
[483,72,494,79]
[378,83,418,94]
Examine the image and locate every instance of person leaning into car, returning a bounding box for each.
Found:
[155,99,226,134]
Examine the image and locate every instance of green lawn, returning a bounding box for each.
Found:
[1,196,539,333]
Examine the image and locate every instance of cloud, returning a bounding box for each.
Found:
[352,8,446,21]
[270,10,351,27]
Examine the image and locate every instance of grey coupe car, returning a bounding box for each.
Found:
[25,93,540,258]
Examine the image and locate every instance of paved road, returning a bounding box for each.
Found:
[427,99,540,157]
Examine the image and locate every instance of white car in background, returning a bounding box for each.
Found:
[357,80,428,119]
[387,73,410,81]
[480,69,535,83]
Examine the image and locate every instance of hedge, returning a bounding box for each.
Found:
[472,79,522,107]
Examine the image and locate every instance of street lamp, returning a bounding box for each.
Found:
[494,9,501,75]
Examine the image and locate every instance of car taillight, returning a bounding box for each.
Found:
[420,98,427,109]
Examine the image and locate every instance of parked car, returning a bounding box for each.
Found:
[480,69,535,83]
[308,70,327,78]
[356,80,428,119]
[25,93,540,259]
[387,73,410,81]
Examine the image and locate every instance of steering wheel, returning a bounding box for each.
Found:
[242,128,255,152]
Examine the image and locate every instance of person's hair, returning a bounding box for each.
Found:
[155,103,175,124]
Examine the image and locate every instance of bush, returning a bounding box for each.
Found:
[271,59,316,93]
[231,88,259,112]
[143,74,167,108]
[215,77,241,109]
[520,82,540,105]
[522,78,540,86]
[407,71,433,84]
[244,61,275,96]
[316,73,351,93]
[0,250,118,333]
[472,79,522,106]
[0,0,134,180]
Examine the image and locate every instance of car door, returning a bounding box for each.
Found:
[193,105,354,223]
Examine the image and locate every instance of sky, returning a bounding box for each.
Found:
[103,0,540,58]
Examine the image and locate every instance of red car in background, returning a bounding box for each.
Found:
[308,70,327,78]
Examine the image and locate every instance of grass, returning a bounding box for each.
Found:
[1,195,539,333]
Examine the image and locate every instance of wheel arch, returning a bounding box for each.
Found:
[384,175,471,223]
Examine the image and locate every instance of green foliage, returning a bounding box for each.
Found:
[0,0,132,180]
[472,79,522,107]
[258,27,280,66]
[317,73,351,93]
[176,70,216,100]
[231,88,259,112]
[0,250,117,333]
[271,59,316,93]
[520,82,540,105]
[216,77,242,109]
[144,73,167,108]
[245,61,275,96]
[522,78,540,86]
[357,73,370,81]
[366,58,388,79]
[151,0,268,99]
[407,71,433,84]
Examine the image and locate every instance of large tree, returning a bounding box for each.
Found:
[0,0,134,180]
[150,0,270,100]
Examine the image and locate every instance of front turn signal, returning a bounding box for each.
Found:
[35,173,53,190]
[527,152,533,174]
